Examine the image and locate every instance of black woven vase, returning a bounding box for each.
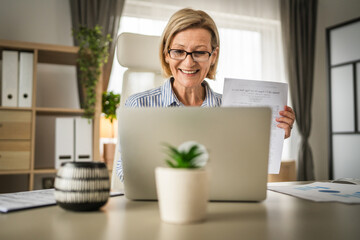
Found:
[54,162,110,211]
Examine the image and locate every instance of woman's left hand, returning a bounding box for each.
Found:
[276,106,295,139]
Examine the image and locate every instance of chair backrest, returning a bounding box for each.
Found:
[111,32,165,191]
[116,32,165,106]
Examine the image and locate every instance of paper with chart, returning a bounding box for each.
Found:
[222,78,288,174]
[268,182,360,204]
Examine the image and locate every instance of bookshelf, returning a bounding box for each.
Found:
[0,39,102,193]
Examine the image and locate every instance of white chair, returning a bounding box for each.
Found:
[111,32,166,191]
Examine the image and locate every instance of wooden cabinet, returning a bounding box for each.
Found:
[0,140,31,170]
[0,110,32,139]
[0,39,102,193]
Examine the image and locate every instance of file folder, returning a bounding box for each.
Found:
[1,51,18,107]
[55,118,74,169]
[74,118,93,162]
[18,52,33,107]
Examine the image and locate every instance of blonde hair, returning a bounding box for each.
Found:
[159,8,220,79]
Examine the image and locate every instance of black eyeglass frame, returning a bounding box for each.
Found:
[167,49,215,62]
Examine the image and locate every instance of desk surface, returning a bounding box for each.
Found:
[1,183,359,240]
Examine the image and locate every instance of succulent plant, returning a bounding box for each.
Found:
[164,141,208,168]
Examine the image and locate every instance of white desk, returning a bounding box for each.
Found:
[0,183,359,240]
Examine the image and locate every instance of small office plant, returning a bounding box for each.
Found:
[155,141,209,224]
[74,25,112,119]
[102,91,120,123]
[101,91,120,167]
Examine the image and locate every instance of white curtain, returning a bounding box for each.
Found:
[107,0,298,162]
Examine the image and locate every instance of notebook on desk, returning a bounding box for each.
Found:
[119,107,271,201]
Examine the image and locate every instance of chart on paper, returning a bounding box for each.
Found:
[268,182,360,204]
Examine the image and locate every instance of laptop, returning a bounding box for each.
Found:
[119,107,271,201]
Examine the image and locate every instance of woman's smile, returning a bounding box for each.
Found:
[179,68,200,75]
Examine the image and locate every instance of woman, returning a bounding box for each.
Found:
[124,8,295,138]
[116,8,295,181]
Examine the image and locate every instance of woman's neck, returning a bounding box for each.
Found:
[172,80,205,106]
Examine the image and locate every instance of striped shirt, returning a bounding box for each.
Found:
[124,78,222,107]
[116,78,222,181]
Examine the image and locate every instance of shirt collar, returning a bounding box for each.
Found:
[161,78,220,107]
[161,78,182,107]
[201,80,219,107]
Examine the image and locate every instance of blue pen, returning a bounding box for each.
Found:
[318,190,340,193]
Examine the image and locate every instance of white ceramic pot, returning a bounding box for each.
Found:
[155,167,209,224]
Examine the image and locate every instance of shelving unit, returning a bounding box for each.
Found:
[0,39,102,193]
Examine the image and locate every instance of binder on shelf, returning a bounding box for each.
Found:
[1,51,19,107]
[75,118,93,162]
[18,52,33,107]
[55,118,74,169]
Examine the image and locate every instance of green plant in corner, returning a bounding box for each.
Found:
[164,141,209,168]
[74,25,112,119]
[102,91,120,122]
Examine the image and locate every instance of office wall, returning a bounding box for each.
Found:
[0,0,79,109]
[311,0,360,180]
[0,0,73,45]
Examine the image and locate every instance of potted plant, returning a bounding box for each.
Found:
[155,141,209,224]
[102,91,120,123]
[101,91,120,168]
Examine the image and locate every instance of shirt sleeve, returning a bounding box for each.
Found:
[116,155,124,182]
[124,96,139,107]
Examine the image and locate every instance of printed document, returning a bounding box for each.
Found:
[222,78,288,174]
[0,189,124,213]
[0,189,56,213]
[268,182,360,204]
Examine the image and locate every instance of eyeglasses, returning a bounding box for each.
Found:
[168,49,214,62]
